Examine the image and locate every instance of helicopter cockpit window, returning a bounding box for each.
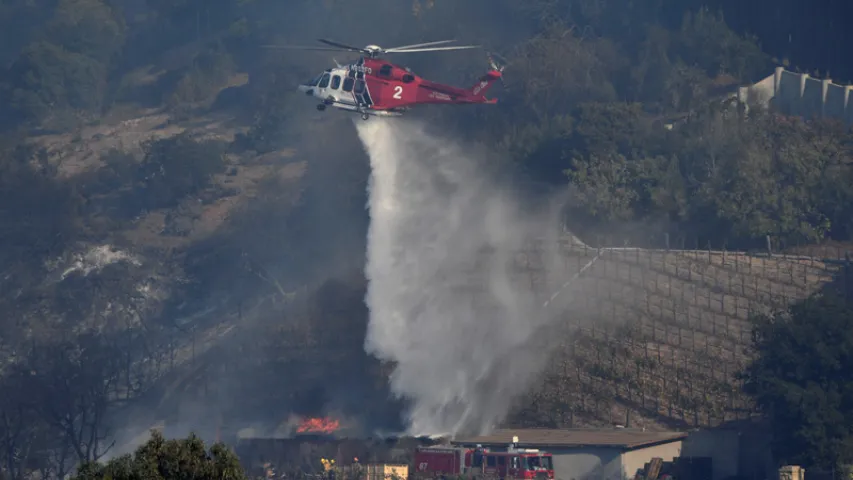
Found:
[331,75,341,90]
[354,79,365,94]
[342,77,354,92]
[318,73,331,88]
[402,74,414,83]
[379,64,392,76]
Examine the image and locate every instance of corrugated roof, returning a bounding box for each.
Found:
[451,429,687,450]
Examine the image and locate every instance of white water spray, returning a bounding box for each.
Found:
[357,118,570,437]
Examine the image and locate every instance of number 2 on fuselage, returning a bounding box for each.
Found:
[392,85,403,100]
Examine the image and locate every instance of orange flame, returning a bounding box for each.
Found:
[296,417,340,434]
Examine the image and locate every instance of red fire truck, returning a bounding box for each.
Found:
[412,444,555,480]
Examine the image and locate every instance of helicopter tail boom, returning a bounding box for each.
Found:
[466,69,502,100]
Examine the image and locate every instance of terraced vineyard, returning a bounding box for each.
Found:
[505,238,851,430]
[121,234,851,439]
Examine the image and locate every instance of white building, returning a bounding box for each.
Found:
[452,428,688,480]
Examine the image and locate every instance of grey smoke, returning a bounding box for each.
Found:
[356,118,570,437]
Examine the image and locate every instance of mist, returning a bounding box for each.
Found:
[357,117,570,437]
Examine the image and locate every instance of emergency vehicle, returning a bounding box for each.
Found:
[412,439,555,480]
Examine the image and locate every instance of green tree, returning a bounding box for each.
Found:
[678,109,842,244]
[742,284,853,469]
[0,0,55,66]
[566,153,641,221]
[71,430,247,480]
[43,0,126,63]
[8,41,107,123]
[570,102,656,158]
[629,25,676,107]
[507,24,621,121]
[675,7,769,80]
[3,0,125,125]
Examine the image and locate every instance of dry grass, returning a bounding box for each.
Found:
[119,156,305,250]
[27,69,251,179]
[507,240,846,431]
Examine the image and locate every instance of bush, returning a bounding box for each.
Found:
[0,145,81,288]
[135,133,227,210]
[8,41,107,124]
[167,45,236,109]
[71,430,247,480]
[43,0,126,64]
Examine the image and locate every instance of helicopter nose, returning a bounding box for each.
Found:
[297,84,312,94]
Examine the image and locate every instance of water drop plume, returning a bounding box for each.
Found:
[355,118,569,437]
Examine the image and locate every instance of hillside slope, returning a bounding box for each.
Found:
[507,241,848,429]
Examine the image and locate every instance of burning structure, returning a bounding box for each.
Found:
[233,416,443,477]
[296,417,340,434]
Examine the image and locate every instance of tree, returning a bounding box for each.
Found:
[675,7,769,80]
[71,430,247,480]
[0,143,81,301]
[506,24,621,121]
[7,41,107,123]
[741,283,853,469]
[43,0,126,64]
[675,109,844,244]
[0,0,54,67]
[566,153,640,221]
[17,333,125,466]
[0,371,46,480]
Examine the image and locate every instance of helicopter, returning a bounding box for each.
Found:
[263,38,505,120]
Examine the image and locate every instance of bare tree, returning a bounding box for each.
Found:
[19,333,123,466]
[0,378,39,480]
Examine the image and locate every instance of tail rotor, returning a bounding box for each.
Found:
[486,51,508,89]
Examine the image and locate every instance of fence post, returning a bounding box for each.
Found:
[766,235,773,257]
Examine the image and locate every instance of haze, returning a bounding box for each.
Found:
[0,0,850,477]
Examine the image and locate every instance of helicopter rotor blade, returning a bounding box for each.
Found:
[261,45,356,53]
[384,45,481,53]
[489,51,510,65]
[317,38,367,53]
[386,39,458,51]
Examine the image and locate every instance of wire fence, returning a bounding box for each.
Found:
[508,234,853,429]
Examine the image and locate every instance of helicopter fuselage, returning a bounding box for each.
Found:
[297,56,502,120]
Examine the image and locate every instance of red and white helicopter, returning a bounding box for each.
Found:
[264,38,505,120]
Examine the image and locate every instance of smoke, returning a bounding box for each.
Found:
[356,118,570,437]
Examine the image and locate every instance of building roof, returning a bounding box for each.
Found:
[451,428,687,451]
